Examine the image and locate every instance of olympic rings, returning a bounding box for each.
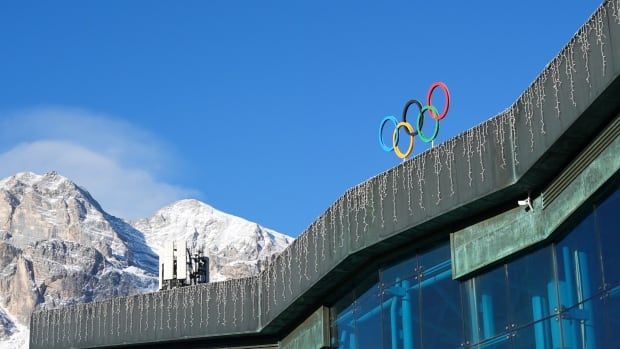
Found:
[393,122,415,159]
[379,82,450,159]
[401,99,423,136]
[379,116,399,152]
[427,81,450,120]
[416,105,439,143]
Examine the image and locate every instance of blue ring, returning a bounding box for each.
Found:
[379,116,399,152]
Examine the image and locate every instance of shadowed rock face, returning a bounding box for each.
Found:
[0,172,158,340]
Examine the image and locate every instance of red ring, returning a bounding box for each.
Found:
[426,81,450,120]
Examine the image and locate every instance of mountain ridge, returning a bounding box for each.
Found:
[0,171,293,347]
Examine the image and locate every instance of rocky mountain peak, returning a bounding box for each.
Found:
[132,198,293,281]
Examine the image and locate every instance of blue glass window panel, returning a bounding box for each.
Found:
[381,285,404,349]
[594,187,620,288]
[381,281,423,349]
[506,246,558,328]
[512,318,562,349]
[332,291,355,349]
[560,296,605,349]
[604,284,620,348]
[354,282,383,349]
[555,210,604,310]
[381,255,419,287]
[463,265,510,344]
[471,333,514,349]
[418,244,463,348]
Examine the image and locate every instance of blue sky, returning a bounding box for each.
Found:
[0,1,601,236]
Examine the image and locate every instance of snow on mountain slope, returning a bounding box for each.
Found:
[0,172,159,347]
[132,199,294,281]
[0,306,27,349]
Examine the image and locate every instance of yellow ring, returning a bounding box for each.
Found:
[392,122,414,159]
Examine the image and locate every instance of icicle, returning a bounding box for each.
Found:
[153,291,162,330]
[138,295,144,334]
[550,57,562,118]
[432,147,442,205]
[205,284,211,328]
[330,206,337,256]
[361,183,369,233]
[463,129,474,186]
[405,157,414,215]
[303,233,309,280]
[50,310,54,345]
[475,123,489,182]
[94,303,100,339]
[103,300,109,338]
[351,187,360,242]
[249,277,256,320]
[175,289,180,332]
[296,240,303,284]
[612,0,620,25]
[338,197,345,247]
[199,286,204,328]
[222,282,228,326]
[523,88,535,151]
[167,290,173,330]
[231,282,238,326]
[145,293,151,332]
[117,299,122,337]
[492,114,507,169]
[286,248,293,296]
[312,223,319,273]
[369,178,376,224]
[563,44,577,107]
[280,254,287,300]
[240,279,246,323]
[508,105,519,165]
[320,213,327,260]
[443,138,457,196]
[182,287,188,330]
[535,73,547,136]
[594,7,607,75]
[32,312,37,345]
[378,173,388,228]
[577,24,592,87]
[189,287,196,329]
[271,260,277,309]
[391,166,399,222]
[414,154,426,209]
[125,297,130,334]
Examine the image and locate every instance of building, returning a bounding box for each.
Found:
[30,1,620,348]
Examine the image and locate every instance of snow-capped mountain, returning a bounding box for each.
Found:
[0,172,159,347]
[0,172,293,347]
[131,199,294,281]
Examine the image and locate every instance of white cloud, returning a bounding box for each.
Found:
[0,108,198,219]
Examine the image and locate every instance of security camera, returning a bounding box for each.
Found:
[517,197,533,212]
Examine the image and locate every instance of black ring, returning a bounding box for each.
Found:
[401,99,423,136]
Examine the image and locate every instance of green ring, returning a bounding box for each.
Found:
[416,105,440,143]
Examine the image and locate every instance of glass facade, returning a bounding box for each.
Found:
[331,185,619,349]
